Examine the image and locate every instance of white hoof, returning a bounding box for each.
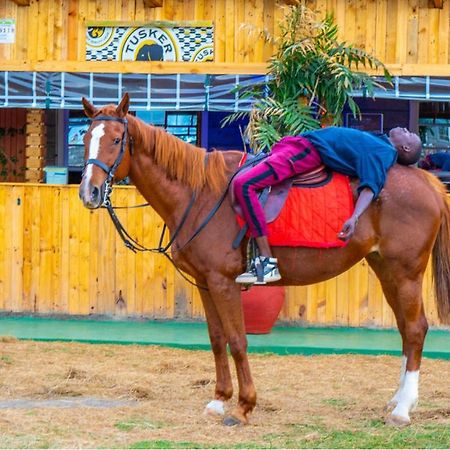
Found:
[385,398,398,411]
[204,399,225,417]
[386,413,411,427]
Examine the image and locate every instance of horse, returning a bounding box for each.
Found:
[79,93,450,427]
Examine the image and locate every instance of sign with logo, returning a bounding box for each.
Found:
[0,19,15,44]
[86,22,213,62]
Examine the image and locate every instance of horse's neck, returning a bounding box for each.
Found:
[129,157,190,230]
[127,126,197,230]
[127,117,241,229]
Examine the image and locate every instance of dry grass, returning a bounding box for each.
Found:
[0,340,448,448]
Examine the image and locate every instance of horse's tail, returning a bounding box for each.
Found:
[431,182,450,325]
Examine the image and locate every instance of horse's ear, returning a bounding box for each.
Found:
[116,92,130,118]
[82,97,97,118]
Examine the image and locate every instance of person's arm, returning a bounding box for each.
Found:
[338,187,374,241]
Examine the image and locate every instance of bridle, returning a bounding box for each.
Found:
[82,114,263,291]
[83,114,206,289]
[85,115,130,207]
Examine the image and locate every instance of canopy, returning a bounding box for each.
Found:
[1,72,450,111]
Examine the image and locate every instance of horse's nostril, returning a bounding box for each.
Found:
[91,186,100,201]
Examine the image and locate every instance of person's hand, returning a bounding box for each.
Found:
[337,216,358,241]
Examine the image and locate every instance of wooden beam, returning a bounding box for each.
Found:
[429,0,444,8]
[11,0,30,5]
[2,60,450,76]
[143,0,163,7]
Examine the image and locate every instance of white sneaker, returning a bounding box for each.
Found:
[235,257,281,285]
[235,269,257,284]
[254,257,281,285]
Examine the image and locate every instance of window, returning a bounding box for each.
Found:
[165,112,199,144]
[419,118,450,152]
[136,111,200,145]
[67,116,90,169]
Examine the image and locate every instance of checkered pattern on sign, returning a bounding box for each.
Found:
[86,26,214,61]
[172,27,213,61]
[86,28,126,61]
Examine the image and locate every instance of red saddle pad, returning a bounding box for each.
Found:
[237,172,354,248]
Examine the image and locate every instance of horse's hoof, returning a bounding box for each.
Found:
[386,413,411,427]
[204,400,225,417]
[384,399,398,412]
[223,415,243,427]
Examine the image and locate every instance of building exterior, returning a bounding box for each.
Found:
[0,0,449,325]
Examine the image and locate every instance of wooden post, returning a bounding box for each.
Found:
[25,110,45,183]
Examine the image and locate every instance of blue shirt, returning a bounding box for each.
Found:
[302,127,397,198]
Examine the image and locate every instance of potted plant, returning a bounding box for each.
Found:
[241,285,285,334]
[229,4,390,333]
[224,3,391,153]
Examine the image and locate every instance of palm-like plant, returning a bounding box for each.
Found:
[224,3,391,153]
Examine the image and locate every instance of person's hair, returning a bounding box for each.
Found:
[396,141,422,166]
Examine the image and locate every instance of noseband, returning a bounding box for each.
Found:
[85,115,130,206]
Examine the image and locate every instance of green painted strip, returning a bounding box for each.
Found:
[0,317,448,359]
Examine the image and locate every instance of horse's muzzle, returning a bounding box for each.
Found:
[79,180,104,209]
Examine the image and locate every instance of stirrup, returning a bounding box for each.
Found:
[235,259,257,284]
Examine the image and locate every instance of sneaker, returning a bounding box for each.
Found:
[235,259,257,284]
[254,256,281,285]
[235,257,282,285]
[235,269,257,284]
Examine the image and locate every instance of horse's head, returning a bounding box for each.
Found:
[79,93,132,209]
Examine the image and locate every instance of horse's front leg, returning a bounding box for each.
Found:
[206,274,257,425]
[198,288,233,417]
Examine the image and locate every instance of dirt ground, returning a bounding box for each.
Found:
[0,338,448,448]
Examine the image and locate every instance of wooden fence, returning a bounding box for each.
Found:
[0,183,443,327]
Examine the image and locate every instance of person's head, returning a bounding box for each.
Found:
[388,127,422,165]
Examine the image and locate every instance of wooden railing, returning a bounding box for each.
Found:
[0,183,443,327]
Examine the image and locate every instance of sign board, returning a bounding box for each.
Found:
[0,19,15,44]
[86,22,213,62]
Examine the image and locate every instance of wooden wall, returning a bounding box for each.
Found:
[0,108,26,182]
[0,0,450,75]
[0,183,443,328]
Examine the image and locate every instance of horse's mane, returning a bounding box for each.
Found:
[127,114,228,194]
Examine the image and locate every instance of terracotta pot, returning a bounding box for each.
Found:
[241,286,285,334]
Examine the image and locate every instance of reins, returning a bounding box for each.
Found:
[84,115,266,291]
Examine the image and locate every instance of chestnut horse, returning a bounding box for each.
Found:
[79,94,450,427]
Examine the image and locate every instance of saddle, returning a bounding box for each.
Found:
[231,154,330,223]
[231,154,331,249]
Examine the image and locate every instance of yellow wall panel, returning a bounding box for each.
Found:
[0,184,445,328]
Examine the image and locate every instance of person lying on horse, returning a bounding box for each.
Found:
[233,126,423,285]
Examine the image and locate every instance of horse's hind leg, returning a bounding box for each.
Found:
[366,254,428,426]
[199,288,234,417]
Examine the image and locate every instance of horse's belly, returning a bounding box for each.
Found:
[272,244,367,286]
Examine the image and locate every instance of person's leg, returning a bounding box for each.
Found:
[233,163,281,284]
[233,162,278,244]
[233,138,322,284]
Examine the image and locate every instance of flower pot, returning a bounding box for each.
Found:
[241,286,285,334]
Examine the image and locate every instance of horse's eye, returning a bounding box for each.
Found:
[113,137,121,145]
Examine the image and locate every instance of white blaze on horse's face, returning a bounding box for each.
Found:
[85,123,106,184]
[79,123,106,209]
